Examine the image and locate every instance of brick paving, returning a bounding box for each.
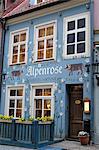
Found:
[0,140,99,150]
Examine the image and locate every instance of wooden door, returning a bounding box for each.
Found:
[67,84,83,138]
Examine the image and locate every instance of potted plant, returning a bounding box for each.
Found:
[78,131,89,145]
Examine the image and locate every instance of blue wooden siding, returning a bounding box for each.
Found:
[1,4,93,139]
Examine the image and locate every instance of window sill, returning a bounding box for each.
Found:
[33,58,55,63]
[9,62,26,66]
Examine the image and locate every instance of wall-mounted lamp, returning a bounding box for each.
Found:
[84,98,90,114]
[85,45,99,86]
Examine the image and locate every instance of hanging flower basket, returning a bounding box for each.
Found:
[78,131,89,145]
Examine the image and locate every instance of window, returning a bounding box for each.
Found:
[35,22,56,61]
[64,13,90,58]
[10,29,28,65]
[7,87,24,118]
[32,86,54,118]
[36,0,44,4]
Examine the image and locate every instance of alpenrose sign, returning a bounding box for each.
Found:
[27,66,63,77]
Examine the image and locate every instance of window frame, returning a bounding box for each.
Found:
[63,12,90,59]
[34,20,57,62]
[30,83,55,118]
[5,85,25,119]
[9,28,29,65]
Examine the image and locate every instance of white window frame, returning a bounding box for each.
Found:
[9,28,29,65]
[63,12,90,59]
[30,83,55,118]
[5,85,25,118]
[34,20,57,62]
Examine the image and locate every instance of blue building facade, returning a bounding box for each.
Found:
[1,0,94,139]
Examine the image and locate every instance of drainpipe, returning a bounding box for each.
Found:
[0,18,6,112]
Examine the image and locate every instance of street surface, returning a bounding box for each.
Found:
[0,140,99,150]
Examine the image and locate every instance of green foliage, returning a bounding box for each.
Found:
[0,114,53,122]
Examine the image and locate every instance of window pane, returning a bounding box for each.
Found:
[16,109,22,117]
[44,88,51,96]
[37,0,43,3]
[17,100,22,108]
[10,90,16,96]
[44,110,51,117]
[19,54,25,62]
[35,89,42,96]
[35,99,42,109]
[38,28,45,37]
[67,33,75,44]
[44,100,51,109]
[9,109,14,116]
[37,50,44,59]
[13,46,18,54]
[20,44,25,53]
[14,35,19,43]
[77,18,85,29]
[46,49,53,59]
[46,26,53,36]
[38,40,44,49]
[77,43,85,53]
[67,45,75,55]
[68,21,75,31]
[17,89,23,96]
[9,100,15,108]
[12,55,18,63]
[20,33,26,41]
[46,39,53,48]
[36,110,42,118]
[77,31,85,42]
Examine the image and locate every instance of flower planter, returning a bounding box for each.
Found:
[79,136,89,145]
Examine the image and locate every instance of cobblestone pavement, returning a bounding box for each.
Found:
[0,140,99,150]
